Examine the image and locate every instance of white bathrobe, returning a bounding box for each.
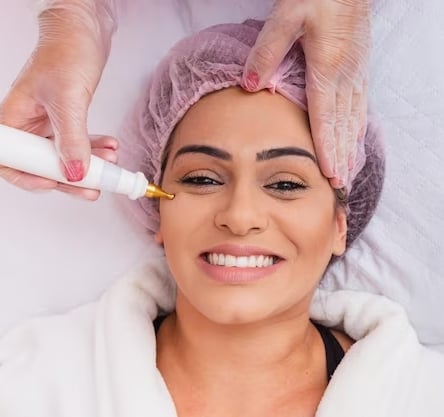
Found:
[0,259,443,417]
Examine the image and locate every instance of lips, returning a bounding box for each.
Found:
[198,244,284,284]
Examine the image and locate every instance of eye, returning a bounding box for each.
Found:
[265,180,307,191]
[178,172,223,187]
[264,177,308,198]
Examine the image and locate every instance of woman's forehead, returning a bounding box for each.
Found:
[170,87,314,155]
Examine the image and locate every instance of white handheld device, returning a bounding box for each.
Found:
[0,124,173,200]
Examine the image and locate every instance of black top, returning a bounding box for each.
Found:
[153,316,345,381]
[312,321,345,380]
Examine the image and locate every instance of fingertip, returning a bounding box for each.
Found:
[63,160,85,182]
[56,183,100,201]
[84,191,100,201]
[76,189,100,201]
[56,132,92,181]
[244,6,306,92]
[91,148,118,164]
[90,135,119,150]
[106,140,119,151]
[329,176,346,189]
[315,148,336,179]
[318,160,335,180]
[241,70,260,92]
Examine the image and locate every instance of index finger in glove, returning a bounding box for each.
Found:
[242,0,308,91]
[308,78,365,189]
[306,79,337,180]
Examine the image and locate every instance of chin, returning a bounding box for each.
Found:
[194,294,280,326]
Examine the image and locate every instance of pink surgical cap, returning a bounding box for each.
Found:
[119,19,385,249]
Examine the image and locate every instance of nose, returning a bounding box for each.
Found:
[214,183,269,236]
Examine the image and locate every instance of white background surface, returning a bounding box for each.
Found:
[1,1,444,350]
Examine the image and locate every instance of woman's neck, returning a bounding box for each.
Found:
[156,292,328,416]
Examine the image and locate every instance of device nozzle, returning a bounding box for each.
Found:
[145,183,175,200]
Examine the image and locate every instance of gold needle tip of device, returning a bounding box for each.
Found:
[145,183,175,200]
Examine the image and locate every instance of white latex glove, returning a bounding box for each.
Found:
[242,0,371,188]
[0,0,118,198]
[0,135,119,200]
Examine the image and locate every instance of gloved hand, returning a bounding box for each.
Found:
[242,0,371,188]
[0,135,119,200]
[0,0,117,198]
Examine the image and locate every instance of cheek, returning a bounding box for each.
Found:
[159,194,214,244]
[158,194,217,291]
[275,197,338,254]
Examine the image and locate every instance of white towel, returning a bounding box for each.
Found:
[1,259,443,417]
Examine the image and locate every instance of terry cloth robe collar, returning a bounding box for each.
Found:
[1,257,443,417]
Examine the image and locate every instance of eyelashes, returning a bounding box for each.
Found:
[264,180,307,192]
[177,172,223,195]
[179,174,223,187]
[178,172,308,198]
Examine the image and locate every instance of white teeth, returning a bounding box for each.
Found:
[257,255,264,267]
[236,256,249,268]
[225,255,236,267]
[206,253,276,268]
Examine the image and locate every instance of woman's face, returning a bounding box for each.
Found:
[157,87,347,325]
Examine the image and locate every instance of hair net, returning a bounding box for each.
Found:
[119,19,385,249]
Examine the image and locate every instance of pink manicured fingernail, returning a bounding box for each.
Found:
[242,71,260,91]
[64,160,84,182]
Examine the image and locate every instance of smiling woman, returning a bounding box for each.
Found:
[1,18,443,417]
[157,88,347,328]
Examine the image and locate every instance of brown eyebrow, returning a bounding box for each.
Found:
[256,147,317,163]
[173,145,232,162]
[173,144,317,164]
